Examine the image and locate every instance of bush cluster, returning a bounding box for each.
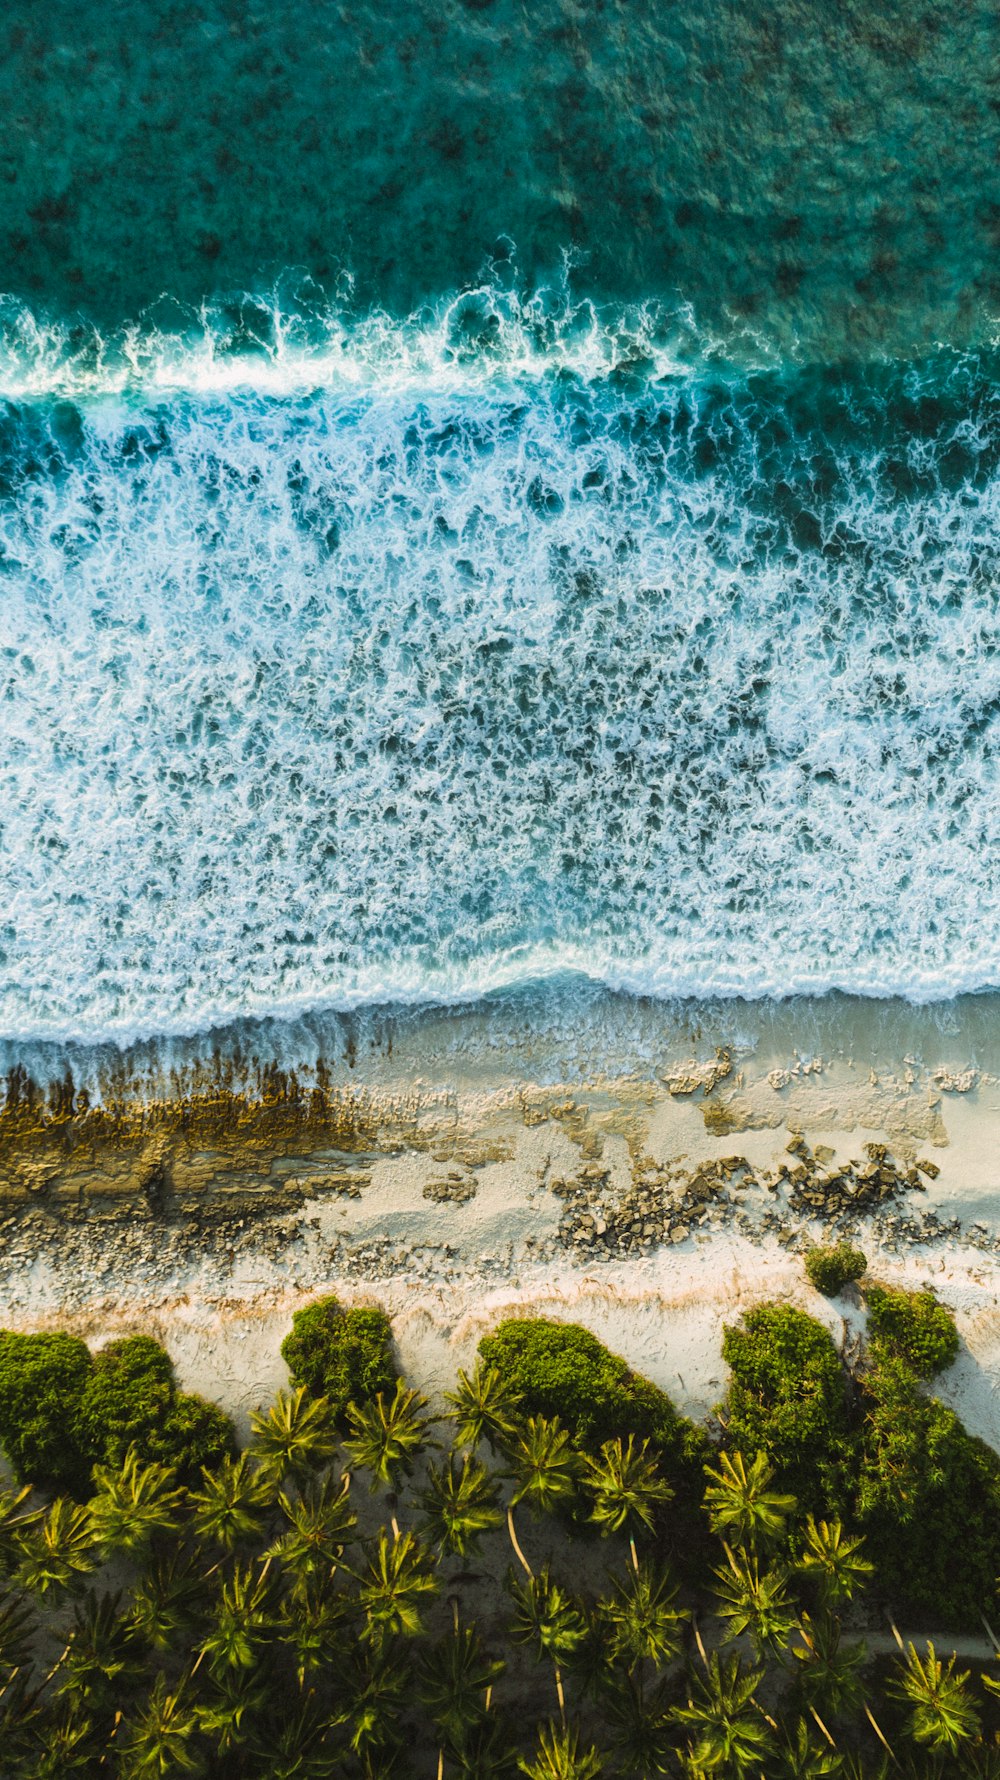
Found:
[477,1316,710,1498]
[0,1295,996,1775]
[805,1240,867,1296]
[0,1330,235,1495]
[864,1281,960,1377]
[281,1295,397,1422]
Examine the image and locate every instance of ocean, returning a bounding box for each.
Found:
[1,0,999,1076]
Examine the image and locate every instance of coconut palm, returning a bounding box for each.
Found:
[446,1711,521,1779]
[358,1526,438,1647]
[518,1720,603,1780]
[598,1558,684,1673]
[345,1380,431,1493]
[126,1548,206,1653]
[0,1585,35,1674]
[889,1641,981,1758]
[56,1588,138,1714]
[16,1497,95,1596]
[0,1484,41,1572]
[505,1416,580,1577]
[777,1715,843,1777]
[117,1674,202,1779]
[445,1364,524,1454]
[672,1650,770,1778]
[195,1669,264,1758]
[419,1451,503,1558]
[89,1447,186,1557]
[703,1450,796,1551]
[190,1451,270,1553]
[508,1564,589,1721]
[197,1559,276,1676]
[337,1644,409,1772]
[712,1542,795,1658]
[416,1623,506,1749]
[18,1702,95,1780]
[600,1672,676,1779]
[249,1387,337,1488]
[796,1519,873,1608]
[268,1471,356,1594]
[791,1612,867,1720]
[276,1571,353,1687]
[581,1436,672,1543]
[250,1697,334,1780]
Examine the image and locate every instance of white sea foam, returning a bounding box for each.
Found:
[1,297,999,1043]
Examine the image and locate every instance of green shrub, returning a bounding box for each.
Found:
[147,1392,237,1485]
[476,1318,710,1496]
[0,1331,93,1493]
[721,1305,852,1511]
[864,1284,959,1378]
[281,1297,397,1423]
[77,1337,175,1467]
[805,1242,867,1297]
[857,1353,1000,1626]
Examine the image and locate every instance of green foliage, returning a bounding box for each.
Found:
[78,1338,235,1487]
[805,1243,867,1297]
[478,1318,708,1495]
[721,1306,852,1512]
[856,1352,1000,1626]
[864,1284,960,1378]
[0,1331,93,1494]
[78,1339,175,1468]
[280,1296,397,1424]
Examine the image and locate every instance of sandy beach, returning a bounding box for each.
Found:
[3,993,1000,1449]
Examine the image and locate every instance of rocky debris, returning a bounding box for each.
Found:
[931,1068,979,1094]
[284,1171,369,1199]
[423,1172,477,1205]
[662,1050,732,1097]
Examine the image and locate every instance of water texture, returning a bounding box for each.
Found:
[0,4,998,1052]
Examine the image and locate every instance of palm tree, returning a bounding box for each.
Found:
[598,1558,684,1674]
[712,1542,795,1658]
[672,1650,771,1778]
[126,1548,206,1654]
[445,1711,521,1778]
[56,1588,138,1716]
[357,1527,438,1648]
[0,1484,41,1570]
[517,1720,603,1779]
[197,1559,275,1676]
[416,1623,505,1750]
[250,1697,334,1780]
[117,1675,202,1779]
[419,1451,503,1558]
[249,1387,337,1489]
[0,1585,35,1675]
[703,1450,795,1551]
[581,1436,672,1546]
[268,1471,356,1595]
[89,1447,186,1557]
[505,1416,580,1578]
[777,1715,843,1777]
[194,1669,264,1759]
[445,1364,523,1454]
[190,1451,270,1553]
[345,1380,431,1494]
[600,1673,675,1779]
[18,1701,95,1779]
[795,1519,873,1608]
[790,1612,867,1721]
[507,1564,588,1722]
[276,1571,353,1688]
[16,1497,95,1597]
[336,1643,408,1773]
[889,1641,981,1759]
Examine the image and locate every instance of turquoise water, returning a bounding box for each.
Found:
[0,4,999,1054]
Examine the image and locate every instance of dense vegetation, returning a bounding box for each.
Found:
[0,1283,996,1776]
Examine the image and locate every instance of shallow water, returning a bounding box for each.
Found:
[0,3,998,1067]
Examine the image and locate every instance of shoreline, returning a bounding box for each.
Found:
[3,1025,1000,1448]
